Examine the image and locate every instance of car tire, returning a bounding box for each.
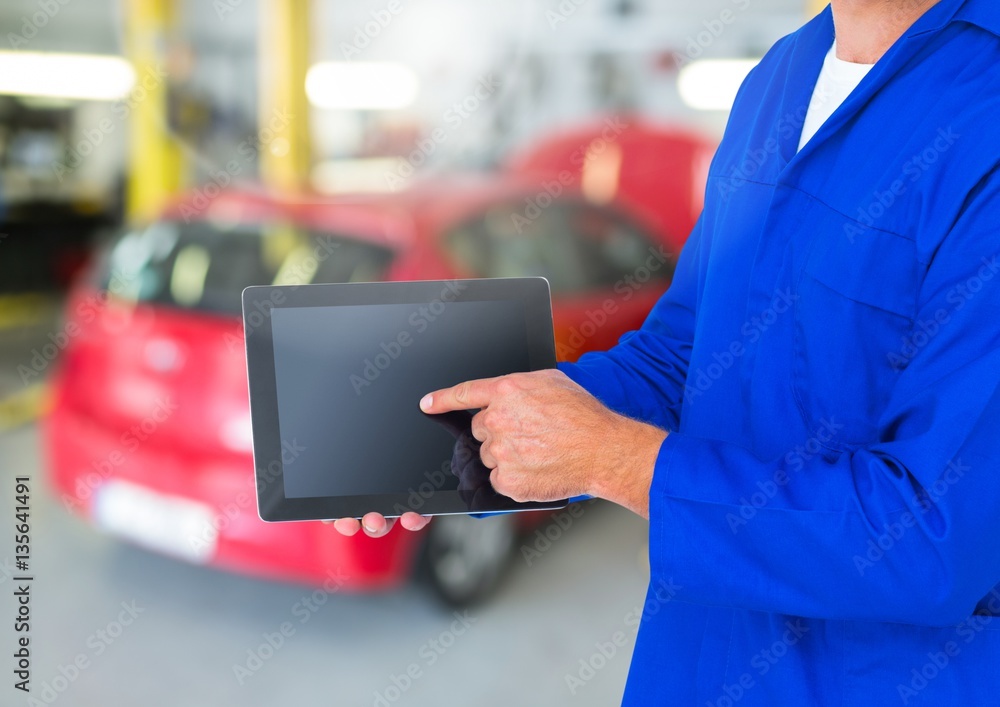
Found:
[422,514,518,607]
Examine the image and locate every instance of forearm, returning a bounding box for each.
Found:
[588,416,667,519]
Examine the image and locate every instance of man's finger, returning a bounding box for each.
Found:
[420,377,501,414]
[332,518,361,536]
[399,512,432,531]
[480,440,498,470]
[489,468,506,495]
[362,513,393,538]
[470,410,489,442]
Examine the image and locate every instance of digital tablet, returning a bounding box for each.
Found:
[242,278,568,522]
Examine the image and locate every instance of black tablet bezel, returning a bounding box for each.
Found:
[242,277,566,522]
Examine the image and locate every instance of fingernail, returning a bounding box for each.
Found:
[420,394,433,411]
[362,520,375,533]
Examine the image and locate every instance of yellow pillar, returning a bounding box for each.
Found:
[807,0,829,18]
[258,0,313,192]
[123,0,185,222]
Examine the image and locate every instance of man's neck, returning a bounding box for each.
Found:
[830,0,943,63]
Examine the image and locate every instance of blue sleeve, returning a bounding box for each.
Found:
[559,217,704,432]
[649,174,1000,626]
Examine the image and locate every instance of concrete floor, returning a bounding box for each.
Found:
[0,313,652,707]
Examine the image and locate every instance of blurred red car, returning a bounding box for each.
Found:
[44,120,713,604]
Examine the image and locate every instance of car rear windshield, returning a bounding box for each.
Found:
[96,220,394,316]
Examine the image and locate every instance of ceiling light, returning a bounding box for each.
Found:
[0,51,136,101]
[306,61,419,111]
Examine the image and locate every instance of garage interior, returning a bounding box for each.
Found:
[0,1,815,705]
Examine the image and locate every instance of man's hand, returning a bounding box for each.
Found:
[327,369,666,538]
[326,513,430,538]
[420,369,666,518]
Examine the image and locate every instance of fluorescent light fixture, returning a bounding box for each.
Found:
[0,51,136,101]
[306,61,419,110]
[678,58,760,111]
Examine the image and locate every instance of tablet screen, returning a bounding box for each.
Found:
[244,278,565,521]
[270,300,528,499]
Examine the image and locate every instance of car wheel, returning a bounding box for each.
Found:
[422,514,518,607]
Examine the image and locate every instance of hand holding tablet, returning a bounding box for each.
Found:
[332,368,625,538]
[242,278,569,526]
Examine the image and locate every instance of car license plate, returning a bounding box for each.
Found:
[93,481,218,564]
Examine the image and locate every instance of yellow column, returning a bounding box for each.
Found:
[123,0,185,222]
[258,0,313,192]
[807,0,829,18]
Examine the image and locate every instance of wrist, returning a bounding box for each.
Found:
[591,416,667,518]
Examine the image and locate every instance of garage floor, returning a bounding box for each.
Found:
[0,308,652,707]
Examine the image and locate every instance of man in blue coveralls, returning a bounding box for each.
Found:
[335,0,1000,703]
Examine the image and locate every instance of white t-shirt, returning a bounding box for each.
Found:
[798,42,875,151]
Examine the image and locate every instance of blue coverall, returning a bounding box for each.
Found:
[560,0,1000,703]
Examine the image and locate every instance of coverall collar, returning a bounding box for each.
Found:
[780,0,969,173]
